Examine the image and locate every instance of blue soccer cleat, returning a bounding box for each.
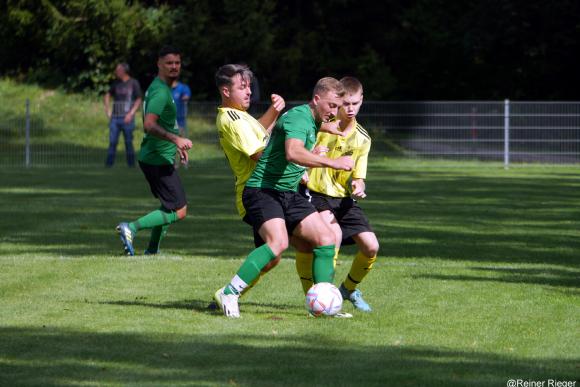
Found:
[116,222,135,256]
[340,284,372,312]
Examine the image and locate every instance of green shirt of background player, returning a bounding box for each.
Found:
[115,46,192,256]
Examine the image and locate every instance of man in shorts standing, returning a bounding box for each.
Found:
[295,77,379,312]
[116,46,192,256]
[214,77,354,318]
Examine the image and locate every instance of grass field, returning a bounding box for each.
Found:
[0,158,578,386]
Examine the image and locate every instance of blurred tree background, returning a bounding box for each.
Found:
[1,0,579,100]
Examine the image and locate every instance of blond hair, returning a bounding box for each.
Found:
[312,77,345,99]
[340,76,363,94]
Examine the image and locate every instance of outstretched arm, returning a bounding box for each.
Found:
[258,94,285,134]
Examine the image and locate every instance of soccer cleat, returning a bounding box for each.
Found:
[116,222,135,256]
[340,285,372,312]
[214,287,240,318]
[144,249,158,255]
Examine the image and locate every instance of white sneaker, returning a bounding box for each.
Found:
[214,287,240,318]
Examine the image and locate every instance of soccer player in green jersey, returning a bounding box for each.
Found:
[214,77,354,318]
[116,46,192,256]
[295,77,379,312]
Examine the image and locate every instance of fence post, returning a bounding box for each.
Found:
[504,99,510,169]
[25,98,31,168]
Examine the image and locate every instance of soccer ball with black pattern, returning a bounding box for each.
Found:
[305,282,343,317]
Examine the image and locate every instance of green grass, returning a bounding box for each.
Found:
[0,159,578,386]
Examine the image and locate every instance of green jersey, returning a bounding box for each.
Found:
[246,104,318,191]
[138,77,178,165]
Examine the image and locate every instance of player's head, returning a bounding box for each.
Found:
[311,77,345,123]
[338,76,364,121]
[215,64,254,111]
[157,45,182,82]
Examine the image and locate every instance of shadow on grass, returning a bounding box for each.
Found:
[99,298,303,315]
[0,326,577,387]
[413,266,580,290]
[0,161,579,271]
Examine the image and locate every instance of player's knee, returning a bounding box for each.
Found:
[318,232,336,247]
[266,239,288,256]
[362,240,379,257]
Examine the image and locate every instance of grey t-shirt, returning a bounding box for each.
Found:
[109,78,142,117]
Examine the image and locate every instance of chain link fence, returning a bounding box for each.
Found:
[1,100,579,167]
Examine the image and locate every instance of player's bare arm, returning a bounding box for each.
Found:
[258,94,285,134]
[319,120,346,137]
[144,113,192,151]
[285,138,353,170]
[351,178,367,199]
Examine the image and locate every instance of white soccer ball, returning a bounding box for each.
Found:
[305,282,343,317]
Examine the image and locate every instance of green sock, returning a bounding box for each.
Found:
[147,224,168,253]
[313,244,336,283]
[129,208,178,233]
[224,244,276,295]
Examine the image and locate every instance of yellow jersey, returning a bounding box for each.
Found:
[216,107,269,217]
[307,120,371,198]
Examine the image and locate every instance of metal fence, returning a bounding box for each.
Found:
[1,100,579,167]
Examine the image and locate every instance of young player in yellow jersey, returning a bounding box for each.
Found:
[295,76,379,312]
[214,64,285,296]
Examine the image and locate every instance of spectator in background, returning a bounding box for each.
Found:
[103,63,142,167]
[171,79,191,137]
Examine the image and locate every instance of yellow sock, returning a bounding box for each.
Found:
[295,251,314,294]
[343,251,377,292]
[333,247,339,268]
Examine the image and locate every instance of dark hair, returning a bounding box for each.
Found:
[158,45,181,58]
[215,64,254,88]
[118,62,130,74]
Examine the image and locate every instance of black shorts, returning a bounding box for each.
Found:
[300,186,373,245]
[242,187,317,237]
[139,161,187,211]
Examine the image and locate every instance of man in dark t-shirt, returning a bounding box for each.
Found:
[103,63,142,167]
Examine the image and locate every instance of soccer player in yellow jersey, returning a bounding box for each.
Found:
[215,64,285,219]
[295,76,379,312]
[215,64,285,294]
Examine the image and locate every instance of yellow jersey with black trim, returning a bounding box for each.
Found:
[307,120,371,198]
[216,107,269,217]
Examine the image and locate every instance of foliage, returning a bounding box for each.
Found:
[1,0,579,99]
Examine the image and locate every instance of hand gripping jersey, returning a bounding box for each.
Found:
[307,120,371,198]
